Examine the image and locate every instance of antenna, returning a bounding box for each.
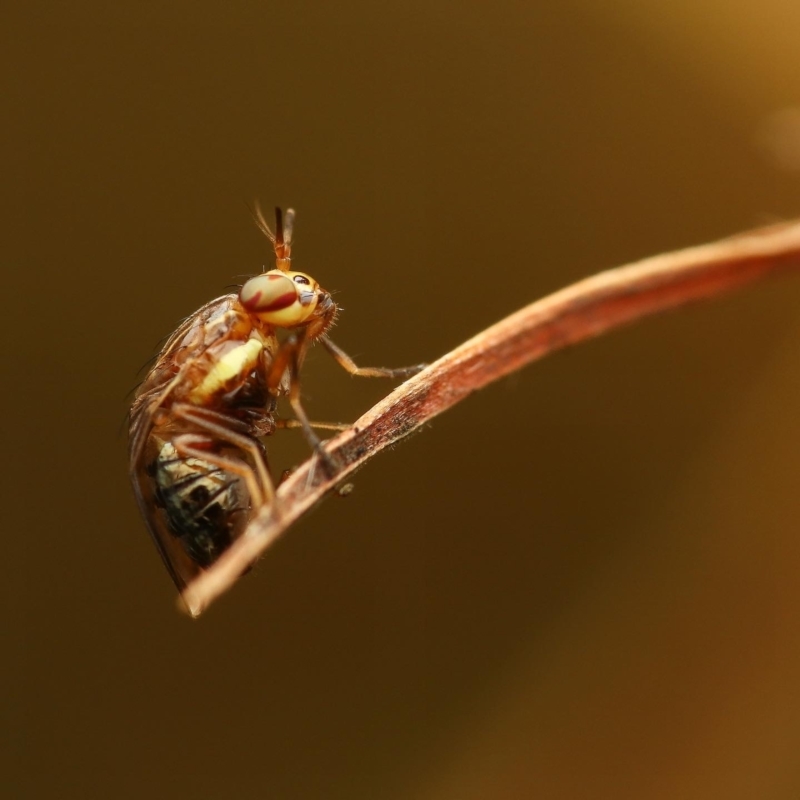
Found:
[251,202,295,271]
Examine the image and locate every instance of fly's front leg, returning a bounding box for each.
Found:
[266,333,340,477]
[320,336,426,379]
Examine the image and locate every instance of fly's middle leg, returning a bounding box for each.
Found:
[275,419,349,433]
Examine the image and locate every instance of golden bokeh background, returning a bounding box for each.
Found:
[5,2,800,798]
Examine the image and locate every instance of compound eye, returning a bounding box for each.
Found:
[239,273,297,314]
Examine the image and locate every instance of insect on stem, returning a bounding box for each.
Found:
[179,217,800,616]
[129,206,425,609]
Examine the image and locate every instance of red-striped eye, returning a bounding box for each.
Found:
[240,273,297,313]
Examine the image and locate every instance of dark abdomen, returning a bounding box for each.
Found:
[151,440,247,568]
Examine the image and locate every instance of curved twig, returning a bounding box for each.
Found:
[182,220,800,616]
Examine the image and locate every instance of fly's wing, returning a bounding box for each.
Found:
[157,294,240,363]
[129,431,204,596]
[128,294,249,597]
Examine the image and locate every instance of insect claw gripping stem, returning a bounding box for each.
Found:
[392,363,428,378]
[314,445,341,482]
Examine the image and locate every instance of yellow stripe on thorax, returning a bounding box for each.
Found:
[188,338,264,403]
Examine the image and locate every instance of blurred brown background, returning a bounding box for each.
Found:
[4,1,800,798]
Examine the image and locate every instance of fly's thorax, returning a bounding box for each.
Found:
[185,335,265,405]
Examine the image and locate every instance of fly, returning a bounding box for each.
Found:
[129,206,423,596]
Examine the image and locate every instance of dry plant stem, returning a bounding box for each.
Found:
[182,220,800,616]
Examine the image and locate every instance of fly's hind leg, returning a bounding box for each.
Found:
[172,434,267,518]
[171,403,275,509]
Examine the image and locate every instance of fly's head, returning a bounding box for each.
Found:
[239,205,337,339]
[240,269,336,333]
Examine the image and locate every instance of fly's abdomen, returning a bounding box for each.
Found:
[152,440,247,568]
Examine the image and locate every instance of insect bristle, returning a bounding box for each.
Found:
[251,200,276,244]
